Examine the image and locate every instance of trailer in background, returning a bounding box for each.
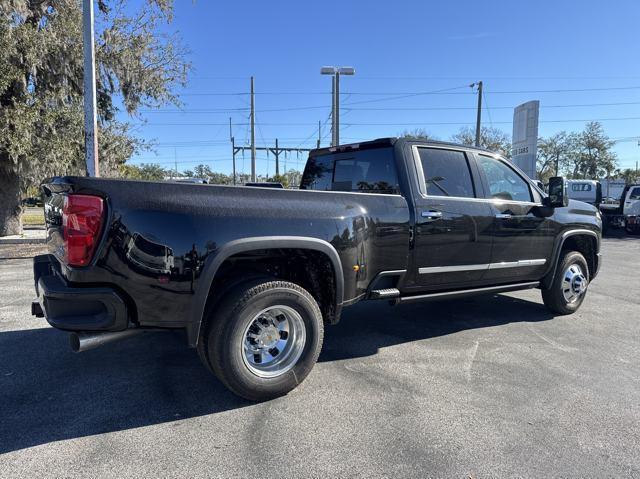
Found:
[599,184,640,234]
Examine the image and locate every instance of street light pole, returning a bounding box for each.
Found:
[335,71,341,146]
[321,66,355,147]
[331,75,336,146]
[83,0,99,177]
[250,76,256,182]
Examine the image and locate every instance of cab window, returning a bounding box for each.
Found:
[300,147,399,194]
[477,154,532,202]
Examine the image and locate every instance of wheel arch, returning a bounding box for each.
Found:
[187,236,344,347]
[542,229,600,289]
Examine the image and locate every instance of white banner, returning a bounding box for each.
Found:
[511,101,539,179]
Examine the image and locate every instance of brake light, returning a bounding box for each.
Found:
[63,194,105,267]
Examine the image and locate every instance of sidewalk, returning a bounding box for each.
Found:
[0,227,46,244]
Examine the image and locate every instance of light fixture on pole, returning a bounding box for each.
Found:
[320,66,355,146]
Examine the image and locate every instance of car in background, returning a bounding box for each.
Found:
[244,182,284,188]
[171,177,208,184]
[22,197,43,207]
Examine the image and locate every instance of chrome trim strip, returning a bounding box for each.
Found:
[419,264,488,274]
[419,258,546,274]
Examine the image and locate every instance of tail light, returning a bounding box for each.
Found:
[63,194,105,267]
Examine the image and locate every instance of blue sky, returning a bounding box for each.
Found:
[127,0,640,175]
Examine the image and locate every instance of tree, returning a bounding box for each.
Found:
[0,0,189,235]
[536,132,578,182]
[184,164,230,184]
[451,126,511,158]
[565,122,617,179]
[400,129,438,141]
[267,174,290,187]
[207,172,231,185]
[615,168,640,184]
[119,163,168,181]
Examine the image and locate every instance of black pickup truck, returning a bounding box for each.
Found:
[33,138,602,400]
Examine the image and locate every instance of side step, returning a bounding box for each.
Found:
[369,288,400,299]
[397,281,539,304]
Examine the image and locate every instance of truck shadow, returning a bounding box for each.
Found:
[319,293,554,362]
[0,294,551,454]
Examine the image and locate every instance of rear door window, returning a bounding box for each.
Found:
[417,148,476,198]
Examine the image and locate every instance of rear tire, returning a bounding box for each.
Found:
[542,251,589,315]
[200,279,324,401]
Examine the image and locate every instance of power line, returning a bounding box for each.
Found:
[346,101,640,111]
[176,85,640,98]
[340,117,640,126]
[137,100,640,115]
[138,116,640,128]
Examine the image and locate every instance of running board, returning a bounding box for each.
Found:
[396,281,540,304]
[369,288,401,299]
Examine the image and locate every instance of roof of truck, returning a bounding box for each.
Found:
[309,137,504,157]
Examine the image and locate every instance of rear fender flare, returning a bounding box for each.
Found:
[187,236,344,347]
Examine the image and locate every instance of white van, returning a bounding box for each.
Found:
[566,180,602,205]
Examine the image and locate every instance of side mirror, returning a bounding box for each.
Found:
[595,182,603,205]
[544,176,568,208]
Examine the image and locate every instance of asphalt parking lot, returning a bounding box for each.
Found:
[1,237,639,478]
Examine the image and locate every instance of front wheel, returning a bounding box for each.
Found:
[542,251,589,315]
[200,279,324,401]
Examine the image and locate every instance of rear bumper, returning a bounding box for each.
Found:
[32,254,129,331]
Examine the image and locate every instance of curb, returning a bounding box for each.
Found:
[0,237,47,245]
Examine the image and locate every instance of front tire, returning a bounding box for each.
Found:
[201,279,324,401]
[542,251,589,315]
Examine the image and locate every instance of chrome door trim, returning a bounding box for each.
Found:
[487,259,546,269]
[419,258,546,274]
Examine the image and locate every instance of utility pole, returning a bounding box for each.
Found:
[174,147,177,179]
[230,117,236,185]
[275,138,280,177]
[335,72,341,146]
[250,76,256,182]
[317,120,321,148]
[472,81,483,148]
[83,0,99,177]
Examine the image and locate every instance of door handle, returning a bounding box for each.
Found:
[421,210,443,221]
[495,213,512,219]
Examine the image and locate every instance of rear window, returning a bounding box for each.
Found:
[630,187,640,200]
[300,147,399,194]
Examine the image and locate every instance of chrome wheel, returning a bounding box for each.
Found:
[561,264,588,304]
[241,305,306,378]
